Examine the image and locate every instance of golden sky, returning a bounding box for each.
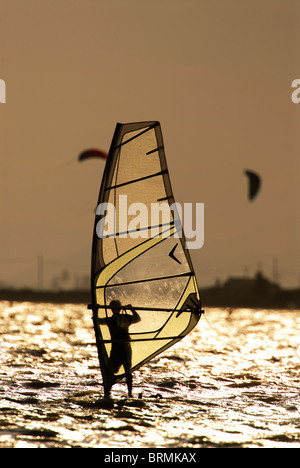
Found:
[1,0,300,289]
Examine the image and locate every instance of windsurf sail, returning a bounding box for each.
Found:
[89,121,203,397]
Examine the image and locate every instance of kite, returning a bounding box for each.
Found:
[244,169,261,201]
[78,149,108,162]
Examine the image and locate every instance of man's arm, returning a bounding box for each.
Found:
[125,304,141,324]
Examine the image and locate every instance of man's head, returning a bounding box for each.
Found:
[110,300,122,315]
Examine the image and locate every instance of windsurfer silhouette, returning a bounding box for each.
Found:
[99,300,141,398]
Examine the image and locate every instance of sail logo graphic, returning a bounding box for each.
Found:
[96,196,204,249]
[0,79,6,103]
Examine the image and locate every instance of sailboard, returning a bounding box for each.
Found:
[89,121,203,397]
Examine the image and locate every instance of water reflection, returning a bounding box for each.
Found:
[0,302,299,447]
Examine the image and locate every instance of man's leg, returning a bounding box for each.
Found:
[124,345,133,397]
[126,373,133,397]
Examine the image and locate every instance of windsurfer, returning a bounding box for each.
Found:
[99,300,141,397]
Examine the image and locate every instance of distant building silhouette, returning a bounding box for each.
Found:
[200,271,300,308]
[224,271,280,301]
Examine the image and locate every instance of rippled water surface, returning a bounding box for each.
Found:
[0,301,299,448]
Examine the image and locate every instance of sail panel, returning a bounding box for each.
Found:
[114,127,162,186]
[107,233,190,286]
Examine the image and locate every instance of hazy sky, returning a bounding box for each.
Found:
[1,0,300,290]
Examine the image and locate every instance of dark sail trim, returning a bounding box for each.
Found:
[114,122,159,149]
[98,335,191,343]
[98,220,175,239]
[157,195,174,202]
[146,145,164,155]
[94,272,192,289]
[105,169,168,191]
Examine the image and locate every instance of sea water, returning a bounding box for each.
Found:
[0,301,299,448]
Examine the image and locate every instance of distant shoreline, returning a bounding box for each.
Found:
[1,281,300,310]
[0,288,90,305]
